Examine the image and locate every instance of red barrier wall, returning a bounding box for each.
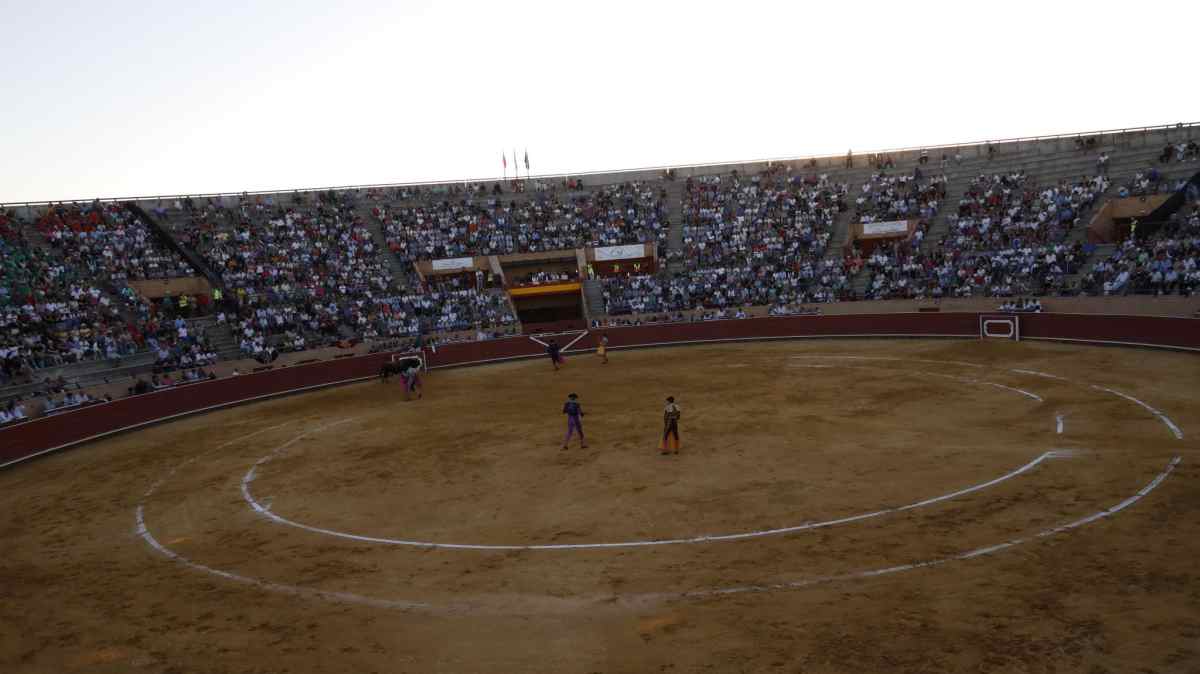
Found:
[2,312,1196,468]
[0,352,395,466]
[1018,313,1200,350]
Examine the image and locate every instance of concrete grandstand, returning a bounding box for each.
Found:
[2,122,1198,427]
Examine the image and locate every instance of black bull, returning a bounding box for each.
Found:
[380,357,422,382]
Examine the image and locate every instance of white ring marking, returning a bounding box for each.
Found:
[1009,368,1182,441]
[791,355,985,368]
[1091,386,1184,439]
[135,505,429,611]
[242,449,1056,550]
[140,456,1181,612]
[1010,368,1069,381]
[132,361,1186,611]
[135,420,433,611]
[788,364,1043,403]
[655,456,1180,601]
[981,381,1043,402]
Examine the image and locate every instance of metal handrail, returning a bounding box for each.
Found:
[3,121,1197,208]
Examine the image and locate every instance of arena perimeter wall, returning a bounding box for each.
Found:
[2,312,1197,468]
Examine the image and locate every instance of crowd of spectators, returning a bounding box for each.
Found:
[600,273,689,315]
[1158,141,1200,164]
[859,239,1087,300]
[1118,167,1170,198]
[514,269,577,286]
[945,172,1107,251]
[7,142,1199,398]
[146,316,218,370]
[2,219,144,377]
[42,390,103,413]
[403,286,517,335]
[589,307,751,329]
[37,203,193,282]
[182,196,430,355]
[679,168,851,307]
[853,170,946,224]
[997,297,1044,312]
[767,303,822,316]
[843,170,1110,299]
[1082,204,1200,296]
[0,399,28,425]
[375,182,668,264]
[0,202,227,383]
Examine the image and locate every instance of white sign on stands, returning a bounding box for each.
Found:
[861,220,910,236]
[593,244,645,261]
[431,257,475,271]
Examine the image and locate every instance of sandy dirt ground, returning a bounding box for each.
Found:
[1,338,1198,674]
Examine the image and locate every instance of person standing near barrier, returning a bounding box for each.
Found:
[660,396,681,455]
[403,360,423,401]
[547,339,564,371]
[562,393,587,450]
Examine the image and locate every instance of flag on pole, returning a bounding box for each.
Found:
[512,149,518,177]
[524,149,529,171]
[502,153,507,169]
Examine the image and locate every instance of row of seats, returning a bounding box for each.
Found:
[1083,204,1200,296]
[373,182,667,263]
[1,210,227,391]
[166,194,522,357]
[5,150,1197,380]
[676,169,852,308]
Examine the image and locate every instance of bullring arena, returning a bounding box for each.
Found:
[3,314,1199,674]
[5,121,1200,673]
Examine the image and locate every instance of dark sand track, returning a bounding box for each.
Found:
[2,339,1198,674]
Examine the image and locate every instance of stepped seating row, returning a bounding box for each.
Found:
[1082,204,1200,296]
[5,131,1198,402]
[157,194,520,359]
[372,182,668,263]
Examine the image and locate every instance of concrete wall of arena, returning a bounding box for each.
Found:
[2,312,1197,468]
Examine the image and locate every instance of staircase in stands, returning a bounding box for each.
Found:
[358,207,416,287]
[662,179,686,275]
[582,278,606,319]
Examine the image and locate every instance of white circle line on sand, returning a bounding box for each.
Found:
[790,361,1183,440]
[1091,385,1185,439]
[131,356,1188,612]
[140,422,292,500]
[134,504,431,611]
[242,447,1056,550]
[790,363,1045,403]
[790,355,986,368]
[243,359,1055,549]
[651,455,1181,602]
[134,418,434,612]
[135,455,1182,613]
[1011,368,1070,381]
[980,381,1043,402]
[1009,369,1183,440]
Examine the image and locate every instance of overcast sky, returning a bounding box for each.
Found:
[2,0,1196,203]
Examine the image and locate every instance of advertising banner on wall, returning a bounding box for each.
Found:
[431,257,475,271]
[593,244,645,261]
[861,220,910,237]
